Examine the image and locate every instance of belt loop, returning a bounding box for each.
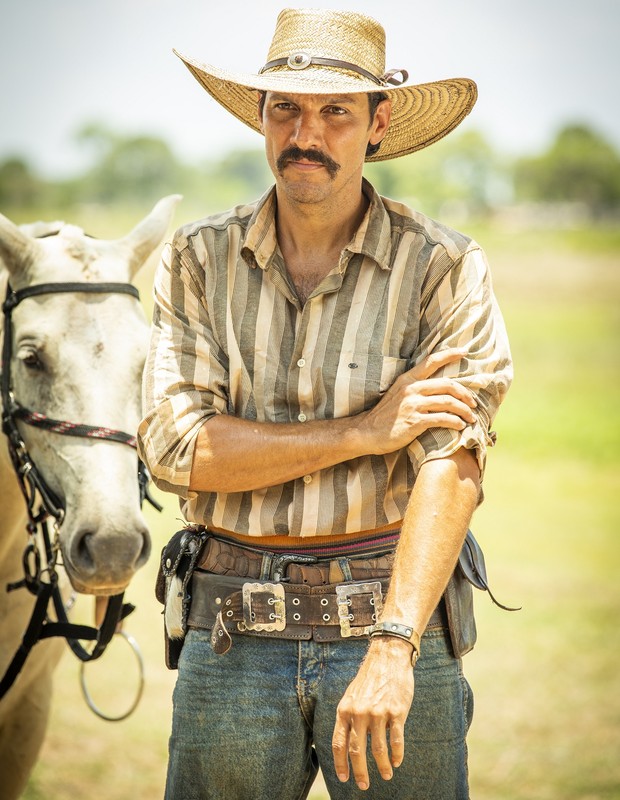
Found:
[259,553,274,581]
[337,557,353,582]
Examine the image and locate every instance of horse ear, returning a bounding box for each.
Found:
[116,194,182,278]
[0,212,42,281]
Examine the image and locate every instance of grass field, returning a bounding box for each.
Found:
[20,219,620,799]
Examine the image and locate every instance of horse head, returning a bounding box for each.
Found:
[0,196,180,595]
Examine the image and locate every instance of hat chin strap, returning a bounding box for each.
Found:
[259,55,408,87]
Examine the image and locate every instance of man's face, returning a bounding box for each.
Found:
[260,91,391,206]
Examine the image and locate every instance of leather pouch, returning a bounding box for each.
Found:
[444,529,520,658]
[155,526,209,669]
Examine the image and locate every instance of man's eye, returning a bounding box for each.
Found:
[326,106,347,115]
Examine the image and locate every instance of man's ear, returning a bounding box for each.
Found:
[369,99,392,146]
[257,90,265,132]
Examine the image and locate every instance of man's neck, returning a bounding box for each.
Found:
[274,181,368,261]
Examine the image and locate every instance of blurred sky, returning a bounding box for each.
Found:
[0,0,618,178]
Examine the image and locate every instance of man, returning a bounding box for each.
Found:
[138,8,512,799]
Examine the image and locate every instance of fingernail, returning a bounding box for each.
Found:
[337,773,347,783]
[381,770,393,781]
[357,781,368,790]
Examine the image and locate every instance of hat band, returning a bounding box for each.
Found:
[260,55,386,86]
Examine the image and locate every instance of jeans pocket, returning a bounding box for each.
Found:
[460,672,475,733]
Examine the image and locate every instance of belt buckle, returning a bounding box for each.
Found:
[241,582,286,632]
[336,581,383,638]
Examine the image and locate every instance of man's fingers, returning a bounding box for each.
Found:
[415,393,477,422]
[332,715,351,783]
[370,717,393,781]
[416,379,477,408]
[409,347,467,381]
[348,723,370,791]
[388,719,406,769]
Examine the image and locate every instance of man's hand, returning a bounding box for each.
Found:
[332,637,414,791]
[360,347,477,456]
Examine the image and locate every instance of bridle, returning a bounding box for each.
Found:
[0,279,161,701]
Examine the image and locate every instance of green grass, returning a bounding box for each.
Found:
[21,225,620,800]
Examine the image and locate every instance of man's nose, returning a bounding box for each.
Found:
[290,111,322,150]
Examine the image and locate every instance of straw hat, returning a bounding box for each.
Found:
[174,8,478,162]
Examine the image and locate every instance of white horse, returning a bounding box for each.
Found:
[0,195,179,799]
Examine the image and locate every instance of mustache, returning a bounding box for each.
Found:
[276,146,341,177]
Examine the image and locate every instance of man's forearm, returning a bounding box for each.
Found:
[189,414,363,493]
[188,349,478,493]
[377,446,480,641]
[331,446,481,788]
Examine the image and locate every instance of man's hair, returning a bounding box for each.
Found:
[257,91,388,157]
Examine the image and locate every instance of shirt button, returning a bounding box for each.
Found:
[298,413,307,422]
[297,358,306,368]
[303,475,312,484]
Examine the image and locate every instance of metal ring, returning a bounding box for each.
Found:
[292,597,300,605]
[79,631,144,722]
[293,613,301,621]
[320,598,329,606]
[322,613,331,622]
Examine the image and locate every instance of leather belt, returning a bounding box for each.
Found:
[196,533,397,585]
[187,571,446,653]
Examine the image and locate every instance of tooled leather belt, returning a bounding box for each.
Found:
[186,535,446,653]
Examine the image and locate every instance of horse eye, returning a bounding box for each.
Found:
[20,350,44,371]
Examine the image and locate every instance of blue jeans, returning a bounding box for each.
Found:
[166,627,473,799]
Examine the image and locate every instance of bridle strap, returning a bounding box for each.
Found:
[0,516,136,699]
[2,281,140,313]
[12,405,138,448]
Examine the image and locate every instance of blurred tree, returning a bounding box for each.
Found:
[366,129,509,222]
[204,149,273,208]
[0,157,46,208]
[70,123,187,205]
[514,124,620,216]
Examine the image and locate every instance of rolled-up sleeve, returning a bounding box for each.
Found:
[407,243,513,479]
[137,234,228,497]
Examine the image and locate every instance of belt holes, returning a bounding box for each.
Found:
[292,598,300,605]
[371,613,377,622]
[293,613,301,621]
[322,613,331,622]
[369,598,375,606]
[226,610,233,617]
[320,598,329,606]
[267,597,276,605]
[269,613,276,620]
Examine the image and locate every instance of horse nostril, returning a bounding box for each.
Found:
[136,526,151,568]
[73,530,96,574]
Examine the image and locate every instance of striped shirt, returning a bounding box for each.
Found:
[138,179,512,538]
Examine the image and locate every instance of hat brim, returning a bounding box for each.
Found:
[174,49,477,162]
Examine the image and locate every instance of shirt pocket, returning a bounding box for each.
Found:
[332,351,409,417]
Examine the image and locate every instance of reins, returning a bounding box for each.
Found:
[0,279,161,702]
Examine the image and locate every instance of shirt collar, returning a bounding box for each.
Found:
[240,178,394,272]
